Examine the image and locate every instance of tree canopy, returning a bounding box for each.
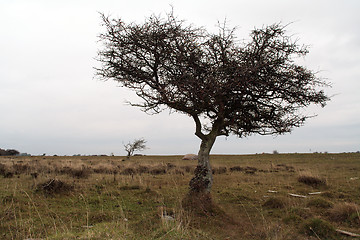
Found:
[96,12,330,194]
[97,13,329,141]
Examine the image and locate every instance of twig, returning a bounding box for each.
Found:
[288,193,307,198]
[308,192,322,195]
[336,229,360,237]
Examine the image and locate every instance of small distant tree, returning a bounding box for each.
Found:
[96,12,330,197]
[0,148,20,156]
[124,138,147,160]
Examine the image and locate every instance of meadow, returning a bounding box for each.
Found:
[0,153,359,239]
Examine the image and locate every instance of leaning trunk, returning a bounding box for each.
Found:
[189,135,217,194]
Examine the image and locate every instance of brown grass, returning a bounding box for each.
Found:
[328,202,360,223]
[36,179,74,195]
[297,171,327,187]
[0,153,359,239]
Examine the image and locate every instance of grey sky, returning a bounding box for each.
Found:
[1,0,359,155]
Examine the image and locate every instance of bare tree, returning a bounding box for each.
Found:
[96,12,330,196]
[124,138,147,160]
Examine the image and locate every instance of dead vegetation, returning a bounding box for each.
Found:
[36,179,74,195]
[328,202,360,225]
[0,153,359,239]
[297,172,327,187]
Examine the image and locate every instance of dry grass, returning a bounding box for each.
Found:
[0,153,359,239]
[328,202,360,224]
[297,171,327,187]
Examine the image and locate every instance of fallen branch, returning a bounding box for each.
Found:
[308,192,322,195]
[336,229,360,237]
[289,193,307,198]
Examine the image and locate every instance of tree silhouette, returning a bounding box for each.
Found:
[124,138,147,160]
[96,12,330,195]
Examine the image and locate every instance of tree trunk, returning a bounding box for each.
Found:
[189,134,217,194]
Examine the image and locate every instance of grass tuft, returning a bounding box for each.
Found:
[300,218,337,239]
[298,172,327,187]
[328,202,360,225]
[307,198,333,209]
[263,197,285,209]
[36,179,74,195]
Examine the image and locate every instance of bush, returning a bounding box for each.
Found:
[0,163,7,176]
[300,218,337,239]
[0,148,19,156]
[136,165,150,174]
[229,166,243,172]
[212,167,227,174]
[180,165,193,173]
[121,167,136,175]
[36,179,74,195]
[0,163,14,178]
[149,167,167,175]
[69,167,92,179]
[13,163,31,174]
[298,173,326,187]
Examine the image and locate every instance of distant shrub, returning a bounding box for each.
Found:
[121,167,136,175]
[149,167,166,175]
[245,166,257,174]
[173,168,185,175]
[166,163,176,169]
[0,163,14,178]
[13,163,31,174]
[30,172,38,179]
[0,148,19,156]
[3,171,14,178]
[69,167,91,179]
[136,165,150,174]
[36,179,74,195]
[180,165,193,173]
[298,173,326,187]
[212,167,227,174]
[229,166,243,172]
[93,166,113,174]
[300,218,337,239]
[0,163,6,176]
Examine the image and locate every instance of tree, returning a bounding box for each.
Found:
[96,12,330,195]
[124,138,147,160]
[0,148,20,156]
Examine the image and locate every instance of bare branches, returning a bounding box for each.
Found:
[124,138,147,160]
[96,13,330,141]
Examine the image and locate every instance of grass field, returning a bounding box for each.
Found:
[1,153,359,239]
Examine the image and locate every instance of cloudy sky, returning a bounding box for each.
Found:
[1,0,359,156]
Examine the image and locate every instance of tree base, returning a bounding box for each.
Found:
[189,165,212,193]
[182,191,215,215]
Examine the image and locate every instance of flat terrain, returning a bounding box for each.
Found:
[1,153,359,239]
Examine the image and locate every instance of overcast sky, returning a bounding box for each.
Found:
[1,0,359,156]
